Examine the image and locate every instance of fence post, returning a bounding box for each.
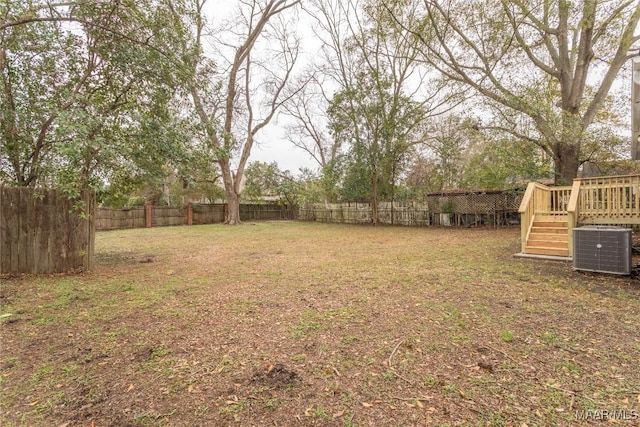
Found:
[187,202,193,225]
[145,202,152,228]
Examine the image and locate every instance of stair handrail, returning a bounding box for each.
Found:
[566,179,581,257]
[518,182,549,253]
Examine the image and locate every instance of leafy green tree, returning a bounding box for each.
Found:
[411,0,640,184]
[463,136,553,190]
[421,115,476,192]
[1,0,194,201]
[243,161,301,207]
[295,167,326,205]
[403,114,554,195]
[243,161,283,201]
[328,74,423,209]
[311,0,455,223]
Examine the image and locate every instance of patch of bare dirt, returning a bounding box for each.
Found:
[251,363,300,388]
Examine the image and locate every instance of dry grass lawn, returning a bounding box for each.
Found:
[1,221,639,426]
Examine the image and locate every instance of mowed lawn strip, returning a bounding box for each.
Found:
[1,221,639,426]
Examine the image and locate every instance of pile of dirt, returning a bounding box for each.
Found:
[250,363,299,388]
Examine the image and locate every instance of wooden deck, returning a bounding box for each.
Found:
[519,174,640,257]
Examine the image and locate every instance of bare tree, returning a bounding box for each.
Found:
[282,71,343,203]
[304,0,461,223]
[407,0,640,184]
[174,0,301,224]
[283,72,335,170]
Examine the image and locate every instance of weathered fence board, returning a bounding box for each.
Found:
[95,207,145,230]
[0,187,94,274]
[95,203,292,230]
[152,206,186,227]
[300,194,523,227]
[192,204,225,224]
[240,203,295,221]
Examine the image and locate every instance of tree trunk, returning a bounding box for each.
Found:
[226,189,241,224]
[219,159,242,225]
[371,172,379,226]
[553,142,580,185]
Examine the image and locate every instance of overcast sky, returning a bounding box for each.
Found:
[247,119,318,173]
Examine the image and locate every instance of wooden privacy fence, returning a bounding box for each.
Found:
[96,202,294,230]
[95,206,146,230]
[0,187,95,274]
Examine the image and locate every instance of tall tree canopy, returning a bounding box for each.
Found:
[0,0,192,200]
[170,0,301,224]
[304,0,459,222]
[411,0,640,184]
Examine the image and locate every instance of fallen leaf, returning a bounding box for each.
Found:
[187,385,194,393]
[304,407,313,417]
[126,384,134,392]
[637,394,640,403]
[416,400,424,408]
[332,411,344,418]
[361,402,373,408]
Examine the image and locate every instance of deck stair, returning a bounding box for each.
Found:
[525,214,569,257]
[519,175,640,259]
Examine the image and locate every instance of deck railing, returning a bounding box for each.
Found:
[566,180,582,257]
[520,174,640,257]
[518,182,549,253]
[576,174,640,224]
[550,186,572,212]
[518,183,574,254]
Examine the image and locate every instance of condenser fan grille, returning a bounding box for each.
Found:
[573,227,633,275]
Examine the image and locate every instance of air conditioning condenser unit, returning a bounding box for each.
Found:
[573,226,633,275]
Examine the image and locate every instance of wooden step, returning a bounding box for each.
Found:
[535,213,568,221]
[525,212,570,256]
[527,233,568,242]
[526,239,567,248]
[533,221,568,228]
[524,245,570,257]
[531,226,568,234]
